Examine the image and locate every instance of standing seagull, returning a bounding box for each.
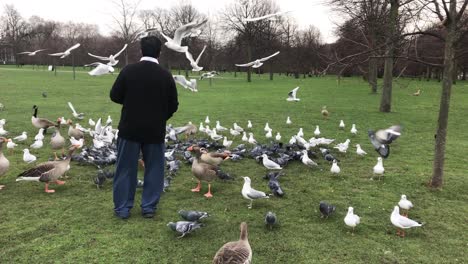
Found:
[49,43,80,59]
[18,49,46,56]
[67,102,84,120]
[372,157,385,180]
[339,120,345,129]
[398,195,413,216]
[87,44,128,66]
[355,144,367,156]
[235,51,280,68]
[286,87,300,101]
[241,176,269,209]
[185,45,207,71]
[390,206,423,238]
[262,154,282,170]
[161,19,208,53]
[330,159,340,174]
[350,124,358,135]
[344,207,360,234]
[212,222,252,263]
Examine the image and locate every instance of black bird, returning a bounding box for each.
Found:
[42,92,47,98]
[178,210,210,222]
[319,201,336,219]
[268,173,284,197]
[324,153,339,162]
[93,173,106,189]
[265,211,278,229]
[217,169,234,180]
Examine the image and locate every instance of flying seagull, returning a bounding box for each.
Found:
[67,102,84,120]
[287,86,300,101]
[85,62,114,76]
[18,49,46,56]
[161,19,208,53]
[200,71,218,80]
[173,75,197,92]
[49,43,80,59]
[243,10,292,22]
[235,51,280,68]
[87,44,128,66]
[185,45,206,71]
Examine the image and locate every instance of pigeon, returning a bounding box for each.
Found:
[372,157,385,180]
[265,211,278,229]
[330,159,340,174]
[267,172,284,197]
[242,176,270,209]
[163,176,172,192]
[42,92,47,98]
[398,195,413,216]
[368,130,390,158]
[94,172,106,189]
[375,125,402,144]
[178,210,209,222]
[350,124,357,135]
[161,19,208,53]
[344,207,360,234]
[235,51,280,68]
[185,45,206,71]
[286,116,292,125]
[339,120,345,129]
[167,221,204,238]
[319,201,336,219]
[262,154,282,170]
[87,44,127,66]
[23,149,37,163]
[390,206,423,237]
[67,102,84,119]
[355,144,367,156]
[49,43,80,58]
[287,86,300,101]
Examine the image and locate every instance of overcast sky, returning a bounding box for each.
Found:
[2,0,338,43]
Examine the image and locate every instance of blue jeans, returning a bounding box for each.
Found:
[113,138,165,217]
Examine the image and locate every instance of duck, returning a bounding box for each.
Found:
[187,145,221,198]
[0,137,10,190]
[31,105,56,132]
[344,207,360,234]
[212,222,252,264]
[51,122,66,159]
[321,106,329,119]
[198,147,230,166]
[67,119,84,139]
[17,145,79,193]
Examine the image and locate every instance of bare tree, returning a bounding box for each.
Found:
[1,4,31,65]
[111,0,142,65]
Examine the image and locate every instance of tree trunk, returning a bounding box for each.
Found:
[369,56,378,93]
[462,67,466,80]
[269,64,273,80]
[426,66,431,81]
[430,1,457,188]
[379,0,399,113]
[247,43,252,82]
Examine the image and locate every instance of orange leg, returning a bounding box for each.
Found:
[396,229,401,236]
[401,230,405,238]
[54,152,59,161]
[204,183,213,198]
[191,181,201,192]
[45,183,55,193]
[55,180,66,185]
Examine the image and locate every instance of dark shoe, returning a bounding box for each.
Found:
[142,212,154,218]
[114,212,130,220]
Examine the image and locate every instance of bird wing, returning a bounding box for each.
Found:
[195,45,207,64]
[18,162,56,177]
[185,50,196,64]
[65,43,81,53]
[288,86,299,97]
[87,52,109,61]
[173,75,188,87]
[173,19,208,44]
[396,215,421,228]
[84,62,104,67]
[213,242,251,264]
[247,188,267,199]
[259,51,280,62]
[67,102,78,115]
[235,62,256,67]
[160,32,172,42]
[89,64,111,76]
[49,52,65,56]
[34,49,46,53]
[243,10,291,22]
[113,44,128,58]
[17,51,32,55]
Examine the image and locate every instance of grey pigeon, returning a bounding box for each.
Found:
[319,201,336,219]
[178,210,209,222]
[163,176,172,192]
[42,92,47,98]
[268,173,284,197]
[368,130,390,158]
[93,173,106,189]
[167,221,203,238]
[265,211,278,229]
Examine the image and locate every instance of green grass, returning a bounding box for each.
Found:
[0,65,467,263]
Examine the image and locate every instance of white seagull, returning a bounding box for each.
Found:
[18,49,46,56]
[242,132,248,142]
[185,45,206,71]
[67,102,84,120]
[23,149,37,163]
[215,121,227,132]
[334,139,350,153]
[398,195,414,216]
[373,157,385,180]
[330,159,340,174]
[49,43,80,59]
[265,129,272,139]
[344,207,360,234]
[173,75,197,92]
[262,154,282,170]
[87,44,127,66]
[30,139,43,149]
[339,120,345,129]
[223,137,233,148]
[230,128,241,137]
[264,123,271,132]
[85,62,114,76]
[297,128,304,138]
[235,51,280,68]
[390,206,423,237]
[243,10,292,22]
[355,144,367,156]
[314,125,321,136]
[247,132,257,145]
[233,123,244,132]
[286,116,292,125]
[241,176,269,209]
[301,150,318,167]
[247,120,253,129]
[287,86,300,101]
[205,116,210,124]
[34,128,45,141]
[275,132,281,141]
[350,124,358,135]
[161,19,208,53]
[14,132,27,142]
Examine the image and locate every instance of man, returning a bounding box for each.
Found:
[110,36,178,219]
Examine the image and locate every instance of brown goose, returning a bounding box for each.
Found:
[50,119,66,160]
[16,145,79,193]
[31,105,56,131]
[199,147,230,166]
[187,145,220,198]
[67,119,84,139]
[0,137,10,190]
[212,222,252,264]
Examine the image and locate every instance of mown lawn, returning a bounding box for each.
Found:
[0,65,467,263]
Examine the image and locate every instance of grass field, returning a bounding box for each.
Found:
[0,65,467,263]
